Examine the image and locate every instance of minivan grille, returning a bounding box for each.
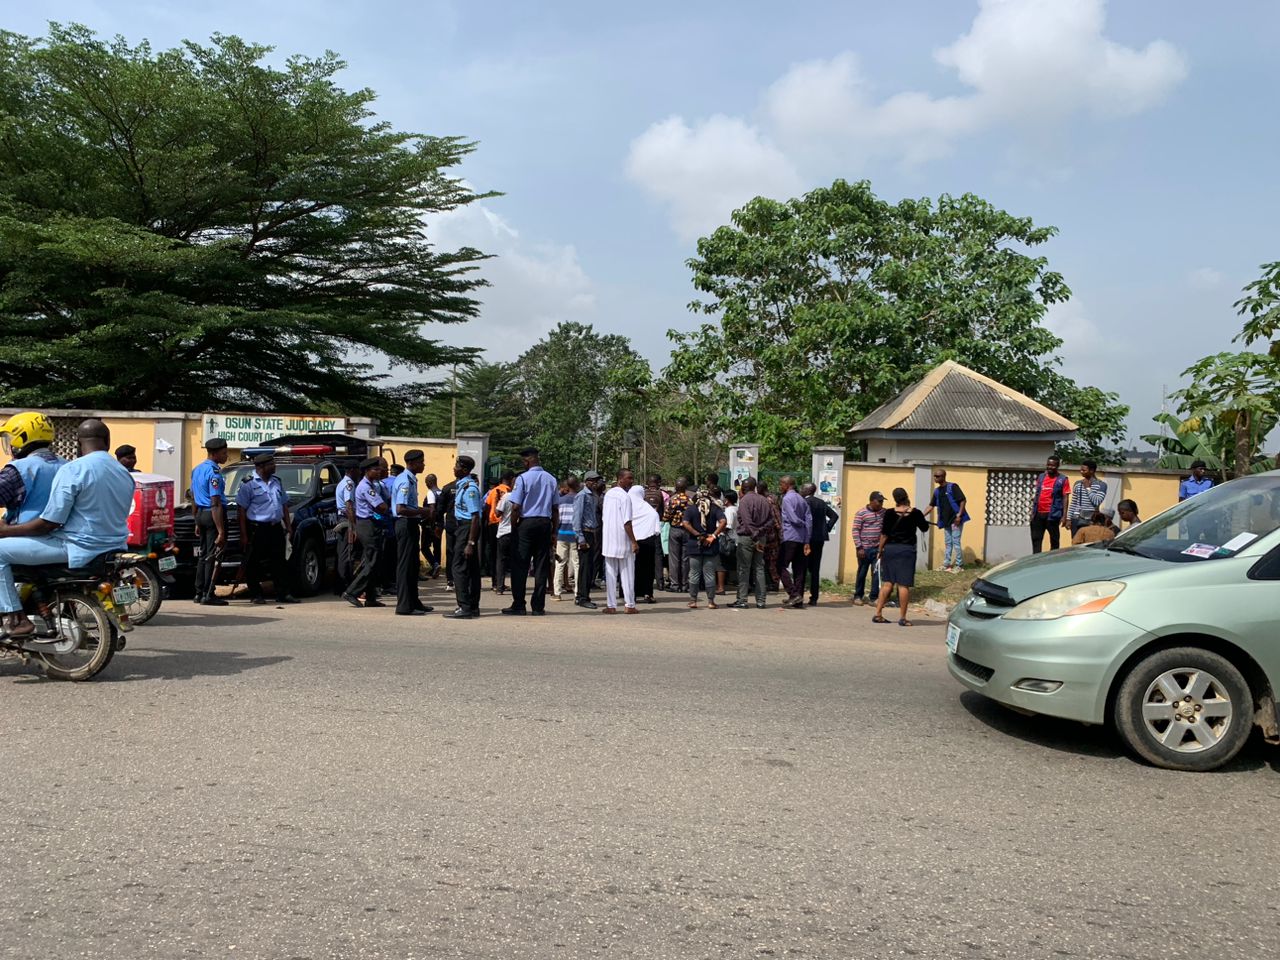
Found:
[951,653,994,683]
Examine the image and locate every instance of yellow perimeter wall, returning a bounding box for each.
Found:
[837,462,1185,581]
[377,438,458,505]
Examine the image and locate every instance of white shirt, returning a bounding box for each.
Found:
[601,485,634,559]
[496,492,515,537]
[724,504,738,541]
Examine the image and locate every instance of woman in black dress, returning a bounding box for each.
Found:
[873,487,929,626]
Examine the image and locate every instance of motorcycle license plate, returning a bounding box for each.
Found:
[113,585,139,605]
[158,556,177,572]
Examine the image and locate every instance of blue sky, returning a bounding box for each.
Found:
[14,1,1280,445]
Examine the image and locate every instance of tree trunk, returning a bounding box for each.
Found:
[1233,411,1253,479]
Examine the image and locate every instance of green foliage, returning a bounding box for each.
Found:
[402,362,529,461]
[1170,351,1279,479]
[1235,260,1280,359]
[665,179,1128,465]
[510,321,652,478]
[1139,412,1276,474]
[0,24,490,418]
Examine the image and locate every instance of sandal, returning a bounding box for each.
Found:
[688,602,699,609]
[898,619,912,627]
[707,602,718,609]
[872,615,889,624]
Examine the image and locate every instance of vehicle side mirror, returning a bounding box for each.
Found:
[320,483,338,498]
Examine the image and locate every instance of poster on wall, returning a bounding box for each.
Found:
[728,445,759,490]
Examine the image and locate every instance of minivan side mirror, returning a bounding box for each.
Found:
[320,483,338,499]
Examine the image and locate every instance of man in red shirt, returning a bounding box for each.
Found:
[1029,455,1069,553]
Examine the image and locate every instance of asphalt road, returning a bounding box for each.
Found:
[3,580,1279,960]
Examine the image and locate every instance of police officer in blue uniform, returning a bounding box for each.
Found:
[191,437,229,605]
[235,452,299,605]
[334,462,361,595]
[391,450,433,616]
[445,455,483,619]
[341,458,389,609]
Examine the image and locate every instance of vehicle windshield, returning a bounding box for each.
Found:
[223,463,316,504]
[1110,474,1280,562]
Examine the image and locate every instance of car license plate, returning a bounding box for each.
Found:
[191,546,201,557]
[946,623,961,655]
[158,555,177,572]
[113,585,139,605]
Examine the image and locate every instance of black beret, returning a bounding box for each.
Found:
[359,457,380,471]
[519,445,539,457]
[253,452,274,465]
[115,444,136,457]
[404,449,424,461]
[205,437,228,452]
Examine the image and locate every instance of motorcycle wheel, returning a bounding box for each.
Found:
[36,592,116,682]
[118,562,163,625]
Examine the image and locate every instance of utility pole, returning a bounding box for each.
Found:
[449,364,457,439]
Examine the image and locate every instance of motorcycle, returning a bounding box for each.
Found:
[113,546,177,626]
[0,551,135,681]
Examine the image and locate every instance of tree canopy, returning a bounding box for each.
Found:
[663,179,1127,466]
[0,25,489,418]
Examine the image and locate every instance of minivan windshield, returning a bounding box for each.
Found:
[1110,474,1280,562]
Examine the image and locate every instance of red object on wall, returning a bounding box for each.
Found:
[127,473,175,547]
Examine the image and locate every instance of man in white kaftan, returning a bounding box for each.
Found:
[600,469,639,613]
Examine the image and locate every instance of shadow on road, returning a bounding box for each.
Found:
[959,690,1279,774]
[146,613,281,628]
[102,648,292,682]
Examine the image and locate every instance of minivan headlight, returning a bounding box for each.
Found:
[1003,581,1125,620]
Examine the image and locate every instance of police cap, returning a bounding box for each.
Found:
[359,457,380,472]
[205,437,228,452]
[115,444,136,457]
[404,449,424,462]
[253,452,275,465]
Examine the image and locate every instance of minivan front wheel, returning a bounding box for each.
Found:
[1114,647,1252,771]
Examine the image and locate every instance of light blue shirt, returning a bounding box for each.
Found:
[235,472,286,523]
[1179,476,1214,500]
[6,448,65,524]
[353,477,386,520]
[453,476,482,522]
[508,465,558,519]
[335,475,356,515]
[191,459,225,508]
[41,450,135,567]
[391,470,419,518]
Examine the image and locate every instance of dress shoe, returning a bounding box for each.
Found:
[204,597,228,607]
[530,609,546,616]
[250,597,267,605]
[342,594,363,609]
[364,599,387,608]
[276,596,300,605]
[395,609,425,616]
[500,606,527,616]
[575,599,598,609]
[413,603,434,613]
[443,610,478,620]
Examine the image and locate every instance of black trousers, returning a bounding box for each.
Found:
[344,519,382,601]
[494,533,514,591]
[195,508,220,600]
[805,540,825,604]
[634,534,658,599]
[395,518,422,614]
[452,532,482,614]
[778,541,808,601]
[1030,513,1061,553]
[576,531,598,601]
[443,519,456,583]
[510,516,552,612]
[377,523,397,592]
[484,523,499,578]
[243,520,290,600]
[421,522,441,571]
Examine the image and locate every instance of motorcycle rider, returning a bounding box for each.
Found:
[0,412,66,526]
[0,419,134,639]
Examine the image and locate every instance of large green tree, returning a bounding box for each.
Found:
[0,25,489,418]
[510,321,651,478]
[664,180,1127,466]
[404,361,529,463]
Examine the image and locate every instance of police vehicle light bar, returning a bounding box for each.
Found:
[241,444,340,457]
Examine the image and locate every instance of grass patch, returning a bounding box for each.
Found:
[822,564,989,609]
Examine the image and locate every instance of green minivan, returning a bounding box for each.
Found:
[947,472,1280,771]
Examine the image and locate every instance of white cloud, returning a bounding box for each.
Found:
[429,202,596,361]
[627,0,1187,237]
[1187,267,1224,290]
[624,115,804,241]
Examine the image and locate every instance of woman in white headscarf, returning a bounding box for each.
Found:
[628,483,661,604]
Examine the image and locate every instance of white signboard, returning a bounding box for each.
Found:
[203,414,348,448]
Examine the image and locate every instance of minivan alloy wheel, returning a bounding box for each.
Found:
[1141,668,1233,752]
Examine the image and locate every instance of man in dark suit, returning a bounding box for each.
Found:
[801,483,840,607]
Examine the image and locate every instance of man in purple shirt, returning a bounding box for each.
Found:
[778,476,812,610]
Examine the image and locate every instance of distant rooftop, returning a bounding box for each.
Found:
[848,360,1078,438]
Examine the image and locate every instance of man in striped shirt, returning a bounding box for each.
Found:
[1064,460,1108,537]
[850,491,886,606]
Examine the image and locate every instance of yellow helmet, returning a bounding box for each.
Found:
[0,411,55,458]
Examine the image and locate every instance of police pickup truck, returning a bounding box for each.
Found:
[171,434,373,596]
